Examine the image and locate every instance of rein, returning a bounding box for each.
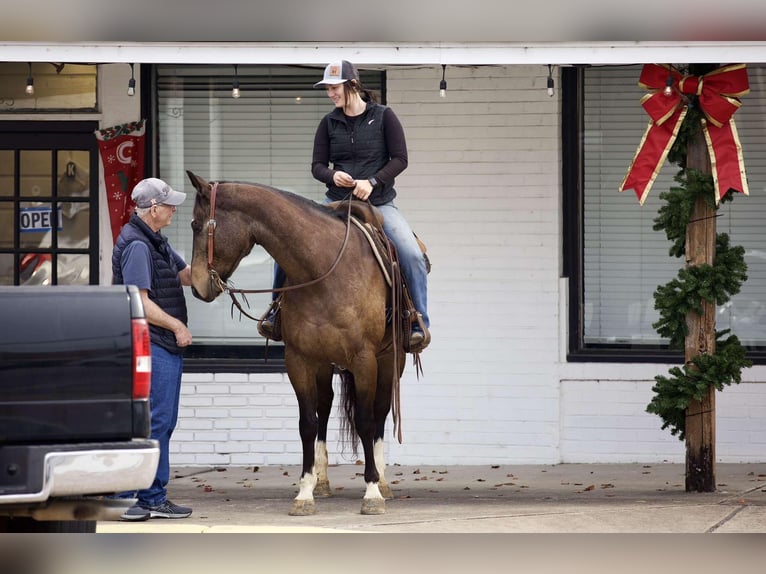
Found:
[205,182,355,320]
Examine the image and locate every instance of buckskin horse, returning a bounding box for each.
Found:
[186,171,415,516]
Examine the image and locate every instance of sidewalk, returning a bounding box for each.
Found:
[97,462,766,533]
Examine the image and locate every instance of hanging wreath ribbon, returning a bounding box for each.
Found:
[619,63,750,205]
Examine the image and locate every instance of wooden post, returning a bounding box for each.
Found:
[684,118,717,492]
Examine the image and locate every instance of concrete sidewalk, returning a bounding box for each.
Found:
[96,462,766,533]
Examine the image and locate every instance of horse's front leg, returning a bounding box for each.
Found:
[354,361,386,515]
[314,364,335,498]
[287,359,319,516]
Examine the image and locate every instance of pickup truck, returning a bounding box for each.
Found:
[0,284,160,532]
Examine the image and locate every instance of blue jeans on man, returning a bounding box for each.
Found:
[116,343,190,520]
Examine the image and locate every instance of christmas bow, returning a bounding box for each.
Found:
[619,63,750,204]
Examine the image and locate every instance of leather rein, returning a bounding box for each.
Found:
[205,181,355,321]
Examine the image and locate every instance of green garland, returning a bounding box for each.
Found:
[645,99,752,440]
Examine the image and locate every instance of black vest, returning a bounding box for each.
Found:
[324,103,396,206]
[112,213,188,354]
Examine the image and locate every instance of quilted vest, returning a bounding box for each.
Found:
[324,102,396,206]
[112,213,188,354]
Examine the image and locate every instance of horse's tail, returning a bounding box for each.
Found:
[338,370,360,457]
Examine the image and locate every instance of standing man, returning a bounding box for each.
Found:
[112,177,193,521]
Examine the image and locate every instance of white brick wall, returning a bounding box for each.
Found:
[170,65,766,467]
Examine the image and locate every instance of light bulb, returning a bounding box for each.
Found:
[547,76,554,97]
[127,78,136,97]
[232,85,241,99]
[663,75,674,97]
[25,78,34,95]
[439,64,447,98]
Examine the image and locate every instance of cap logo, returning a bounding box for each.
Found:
[328,65,341,77]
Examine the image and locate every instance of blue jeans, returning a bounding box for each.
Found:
[114,343,183,507]
[272,199,429,328]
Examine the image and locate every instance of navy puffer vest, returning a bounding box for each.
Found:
[324,103,396,206]
[113,213,187,354]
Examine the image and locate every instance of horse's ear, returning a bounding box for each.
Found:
[186,170,210,195]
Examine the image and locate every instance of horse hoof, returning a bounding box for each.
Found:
[361,498,386,515]
[289,499,316,516]
[379,483,393,499]
[314,479,332,497]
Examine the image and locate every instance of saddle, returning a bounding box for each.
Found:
[258,201,430,354]
[327,201,430,354]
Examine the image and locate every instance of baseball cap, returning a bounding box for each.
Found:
[132,178,186,208]
[314,60,359,87]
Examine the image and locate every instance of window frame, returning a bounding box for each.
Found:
[149,64,386,373]
[562,65,766,365]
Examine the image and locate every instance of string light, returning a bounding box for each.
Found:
[232,64,241,99]
[663,74,674,97]
[127,63,136,96]
[547,64,554,97]
[439,64,447,98]
[25,63,34,96]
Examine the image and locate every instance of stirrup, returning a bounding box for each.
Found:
[257,300,282,341]
[406,312,431,354]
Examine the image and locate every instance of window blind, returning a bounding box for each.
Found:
[156,65,383,345]
[583,64,766,348]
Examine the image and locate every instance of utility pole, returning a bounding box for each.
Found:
[683,64,718,492]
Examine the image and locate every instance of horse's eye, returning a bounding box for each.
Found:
[191,219,202,232]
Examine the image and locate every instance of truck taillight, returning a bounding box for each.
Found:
[131,317,151,399]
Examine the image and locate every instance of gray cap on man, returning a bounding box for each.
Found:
[132,178,186,208]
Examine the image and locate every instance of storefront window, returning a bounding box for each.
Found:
[569,64,766,358]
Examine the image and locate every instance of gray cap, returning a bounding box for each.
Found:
[314,60,359,87]
[132,178,186,208]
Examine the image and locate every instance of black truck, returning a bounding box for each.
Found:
[0,284,159,532]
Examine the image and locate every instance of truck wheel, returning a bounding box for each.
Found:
[0,516,97,533]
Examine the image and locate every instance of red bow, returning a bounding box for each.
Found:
[619,63,750,204]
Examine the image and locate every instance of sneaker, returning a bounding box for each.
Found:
[120,504,150,521]
[147,499,192,519]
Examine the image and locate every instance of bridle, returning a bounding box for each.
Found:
[204,181,355,320]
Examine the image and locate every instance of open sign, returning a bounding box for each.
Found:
[19,207,63,233]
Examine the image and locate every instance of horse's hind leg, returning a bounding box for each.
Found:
[373,353,401,500]
[314,364,334,498]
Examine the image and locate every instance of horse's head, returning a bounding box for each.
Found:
[187,170,253,302]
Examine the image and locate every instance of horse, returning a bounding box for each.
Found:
[186,171,407,516]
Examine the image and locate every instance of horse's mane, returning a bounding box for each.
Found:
[220,179,339,220]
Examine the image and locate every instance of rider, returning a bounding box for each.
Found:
[259,60,430,351]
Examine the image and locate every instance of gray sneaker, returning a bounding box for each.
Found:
[147,499,192,519]
[121,504,151,521]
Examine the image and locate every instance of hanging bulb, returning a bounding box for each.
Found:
[547,65,555,97]
[25,63,34,95]
[127,63,136,96]
[439,64,447,98]
[663,74,674,97]
[232,64,241,98]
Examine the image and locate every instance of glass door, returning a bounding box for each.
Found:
[0,122,99,285]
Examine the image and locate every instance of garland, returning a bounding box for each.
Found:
[646,101,752,439]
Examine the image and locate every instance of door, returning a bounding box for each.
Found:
[0,121,99,285]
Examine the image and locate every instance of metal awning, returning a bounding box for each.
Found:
[3,41,766,66]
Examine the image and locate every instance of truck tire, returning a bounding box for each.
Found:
[0,516,97,533]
